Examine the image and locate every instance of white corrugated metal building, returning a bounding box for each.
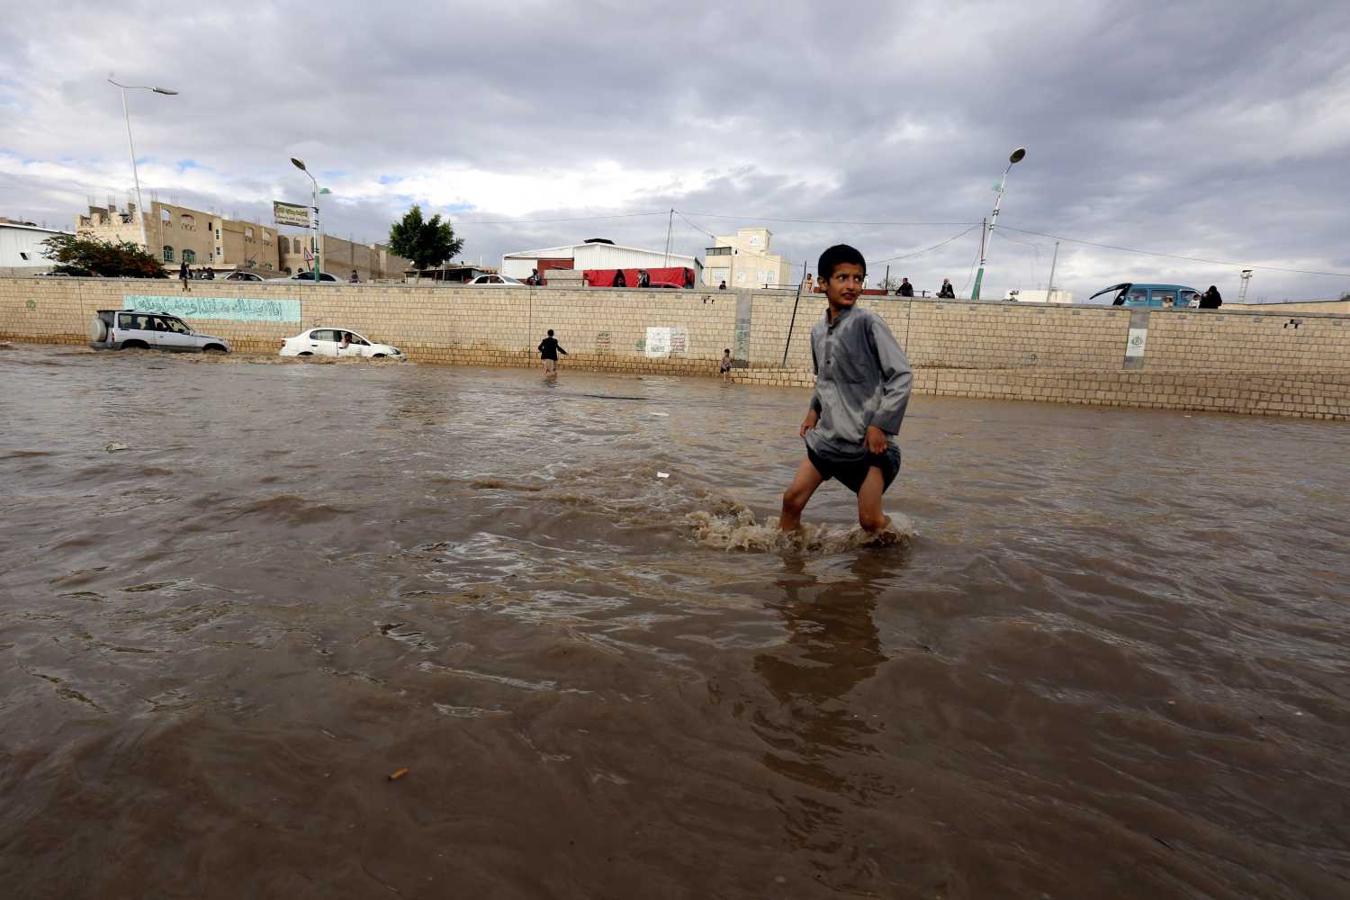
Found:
[0,221,71,271]
[501,239,699,280]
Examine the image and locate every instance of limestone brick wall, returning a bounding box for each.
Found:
[749,293,1132,370]
[1144,309,1350,371]
[1,276,1346,419]
[0,278,736,377]
[731,368,1350,420]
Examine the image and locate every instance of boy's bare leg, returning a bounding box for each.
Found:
[856,465,891,533]
[780,458,826,531]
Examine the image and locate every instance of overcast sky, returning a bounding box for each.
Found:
[3,0,1349,301]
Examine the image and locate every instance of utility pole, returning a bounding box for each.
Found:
[663,208,674,268]
[1046,240,1060,303]
[1237,269,1253,304]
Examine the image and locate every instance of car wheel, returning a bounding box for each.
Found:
[203,344,227,353]
[298,351,313,357]
[372,353,386,358]
[121,340,149,350]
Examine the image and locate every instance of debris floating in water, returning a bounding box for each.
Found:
[657,472,670,479]
[104,442,128,453]
[387,767,409,781]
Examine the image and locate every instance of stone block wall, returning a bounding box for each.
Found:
[1,276,1346,419]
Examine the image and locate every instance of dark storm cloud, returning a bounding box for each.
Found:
[2,0,1348,301]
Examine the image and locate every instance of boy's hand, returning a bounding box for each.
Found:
[799,409,819,437]
[865,425,888,455]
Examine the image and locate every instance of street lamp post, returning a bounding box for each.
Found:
[971,147,1026,301]
[290,157,324,282]
[107,76,177,252]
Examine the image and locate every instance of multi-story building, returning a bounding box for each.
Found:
[77,201,278,275]
[702,227,792,289]
[76,201,409,281]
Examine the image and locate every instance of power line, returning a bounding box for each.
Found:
[678,210,980,227]
[449,210,668,225]
[673,209,716,240]
[873,224,981,264]
[1001,223,1350,279]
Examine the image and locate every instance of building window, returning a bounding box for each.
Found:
[163,246,175,262]
[160,209,171,222]
[180,214,195,229]
[244,227,254,238]
[278,236,289,254]
[182,249,196,263]
[706,246,732,256]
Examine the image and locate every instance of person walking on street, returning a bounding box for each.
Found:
[179,258,191,292]
[938,279,956,298]
[538,329,567,374]
[1200,285,1223,309]
[896,277,914,297]
[780,244,912,534]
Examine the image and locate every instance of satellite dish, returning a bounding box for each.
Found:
[1009,147,1027,164]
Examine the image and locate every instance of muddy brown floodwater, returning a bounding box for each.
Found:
[1,343,1348,899]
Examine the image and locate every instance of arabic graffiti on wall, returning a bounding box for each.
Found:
[123,295,301,323]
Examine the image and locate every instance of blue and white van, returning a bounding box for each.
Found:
[1089,283,1201,308]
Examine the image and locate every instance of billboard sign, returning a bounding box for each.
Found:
[273,201,311,228]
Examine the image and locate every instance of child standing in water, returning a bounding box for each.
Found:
[780,244,912,533]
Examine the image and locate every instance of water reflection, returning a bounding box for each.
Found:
[754,553,902,885]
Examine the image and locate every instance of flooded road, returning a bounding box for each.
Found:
[2,343,1347,899]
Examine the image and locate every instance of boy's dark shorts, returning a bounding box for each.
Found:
[806,444,902,494]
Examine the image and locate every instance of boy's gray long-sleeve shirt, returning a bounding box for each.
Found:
[805,305,913,462]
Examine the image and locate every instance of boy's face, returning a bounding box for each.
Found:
[819,262,866,309]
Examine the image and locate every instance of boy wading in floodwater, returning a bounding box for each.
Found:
[780,244,913,533]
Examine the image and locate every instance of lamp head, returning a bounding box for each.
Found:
[1009,147,1027,164]
[291,158,307,172]
[152,87,178,95]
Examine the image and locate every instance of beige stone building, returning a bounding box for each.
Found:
[77,201,278,275]
[702,227,793,289]
[276,231,410,282]
[76,201,407,280]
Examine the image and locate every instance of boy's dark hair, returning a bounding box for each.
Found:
[723,348,730,353]
[547,329,554,336]
[818,244,867,280]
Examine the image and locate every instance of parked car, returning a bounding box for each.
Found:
[1088,282,1201,308]
[279,327,404,359]
[271,271,341,283]
[649,281,685,289]
[222,271,265,282]
[467,274,525,286]
[88,310,231,353]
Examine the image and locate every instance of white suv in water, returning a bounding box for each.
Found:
[89,310,231,353]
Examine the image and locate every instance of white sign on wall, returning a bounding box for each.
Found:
[1125,327,1148,358]
[645,327,671,358]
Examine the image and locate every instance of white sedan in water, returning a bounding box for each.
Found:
[279,327,404,359]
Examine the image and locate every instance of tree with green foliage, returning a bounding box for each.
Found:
[41,234,167,278]
[388,205,464,273]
